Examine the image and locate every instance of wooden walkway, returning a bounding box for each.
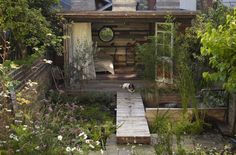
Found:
[116,92,151,144]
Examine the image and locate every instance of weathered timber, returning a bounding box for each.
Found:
[57,10,197,22]
[116,92,151,144]
[66,80,152,92]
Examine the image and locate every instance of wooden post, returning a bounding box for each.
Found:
[231,93,236,134]
[70,23,96,83]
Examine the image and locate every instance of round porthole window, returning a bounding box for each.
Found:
[98,27,114,42]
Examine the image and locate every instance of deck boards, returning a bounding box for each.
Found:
[66,80,152,92]
[116,92,151,144]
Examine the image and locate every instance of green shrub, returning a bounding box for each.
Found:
[151,111,173,155]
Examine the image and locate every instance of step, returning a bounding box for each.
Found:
[114,62,127,66]
[115,67,136,74]
[116,92,151,144]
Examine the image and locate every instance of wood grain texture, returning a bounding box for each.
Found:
[116,92,151,144]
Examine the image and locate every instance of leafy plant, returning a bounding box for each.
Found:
[199,8,236,92]
[66,40,96,88]
[0,91,116,154]
[136,37,157,80]
[202,90,228,107]
[151,111,173,155]
[0,0,63,63]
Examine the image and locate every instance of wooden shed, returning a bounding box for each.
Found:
[58,0,198,86]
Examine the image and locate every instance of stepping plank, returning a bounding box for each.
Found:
[116,92,151,144]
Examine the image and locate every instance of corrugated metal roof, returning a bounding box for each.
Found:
[60,0,71,10]
[221,0,236,7]
[60,0,96,11]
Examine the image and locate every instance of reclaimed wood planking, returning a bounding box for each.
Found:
[116,92,150,144]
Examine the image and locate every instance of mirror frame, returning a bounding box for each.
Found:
[98,26,115,42]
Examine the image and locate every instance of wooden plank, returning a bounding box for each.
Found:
[58,11,198,19]
[116,92,151,144]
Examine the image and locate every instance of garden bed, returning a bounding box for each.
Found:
[0,91,116,154]
[141,87,228,125]
[146,107,227,124]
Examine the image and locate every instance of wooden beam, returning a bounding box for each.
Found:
[58,11,198,21]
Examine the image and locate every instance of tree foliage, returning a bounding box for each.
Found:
[136,37,156,80]
[199,9,236,92]
[0,0,62,63]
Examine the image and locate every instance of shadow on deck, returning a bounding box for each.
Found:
[66,79,153,93]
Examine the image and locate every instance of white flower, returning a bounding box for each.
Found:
[16,149,20,152]
[26,80,38,87]
[0,92,9,98]
[85,139,91,144]
[89,144,95,149]
[5,109,12,112]
[71,147,76,151]
[46,33,52,36]
[66,146,71,152]
[15,120,22,123]
[5,126,9,129]
[23,125,27,128]
[35,146,40,150]
[57,135,63,141]
[96,141,100,145]
[79,132,84,137]
[9,134,15,139]
[33,47,39,51]
[14,137,19,141]
[10,134,19,141]
[79,106,84,110]
[83,134,88,140]
[23,128,27,131]
[43,59,53,64]
[100,149,104,154]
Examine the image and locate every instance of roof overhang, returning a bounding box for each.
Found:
[58,10,198,23]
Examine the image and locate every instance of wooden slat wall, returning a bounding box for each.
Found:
[92,22,152,66]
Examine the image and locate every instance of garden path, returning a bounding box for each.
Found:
[116,92,151,144]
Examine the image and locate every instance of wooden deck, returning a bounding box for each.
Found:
[116,92,151,144]
[66,79,152,92]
